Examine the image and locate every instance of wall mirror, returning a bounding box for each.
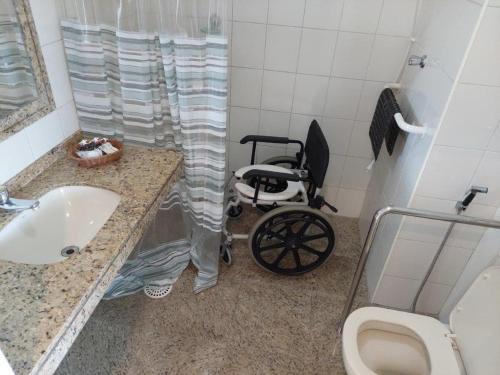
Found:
[0,0,54,141]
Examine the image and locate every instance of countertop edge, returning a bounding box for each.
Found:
[29,157,183,375]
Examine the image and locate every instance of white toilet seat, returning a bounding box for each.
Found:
[234,164,304,201]
[343,307,462,375]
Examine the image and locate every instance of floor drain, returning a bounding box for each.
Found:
[61,246,80,257]
[144,284,173,299]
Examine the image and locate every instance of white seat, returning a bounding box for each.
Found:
[342,307,462,375]
[234,164,304,202]
[234,164,295,179]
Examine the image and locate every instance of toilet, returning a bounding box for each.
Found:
[342,266,500,375]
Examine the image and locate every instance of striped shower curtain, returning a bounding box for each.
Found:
[60,17,228,295]
[0,15,38,116]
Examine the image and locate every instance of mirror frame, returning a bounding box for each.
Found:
[0,0,55,142]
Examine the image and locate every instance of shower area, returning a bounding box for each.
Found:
[57,0,230,296]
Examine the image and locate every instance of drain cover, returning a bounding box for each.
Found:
[61,246,80,257]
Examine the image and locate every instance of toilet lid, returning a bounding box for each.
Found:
[449,266,500,375]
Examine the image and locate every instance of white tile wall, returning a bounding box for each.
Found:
[230,68,263,108]
[435,83,500,150]
[384,238,440,280]
[228,0,418,218]
[233,0,269,23]
[332,32,373,79]
[428,245,473,286]
[325,154,346,187]
[232,22,266,69]
[375,275,420,309]
[264,26,301,72]
[322,117,354,155]
[0,131,35,184]
[268,0,305,26]
[356,81,387,121]
[291,74,329,115]
[28,0,61,46]
[416,282,453,315]
[399,196,456,244]
[358,0,486,314]
[0,0,80,184]
[366,36,410,82]
[368,0,500,316]
[340,156,373,190]
[303,0,343,30]
[289,114,315,140]
[335,188,367,218]
[259,110,291,137]
[347,121,373,158]
[377,0,419,37]
[297,29,337,76]
[324,78,363,119]
[41,41,73,108]
[471,151,500,206]
[461,6,500,86]
[261,71,295,112]
[57,101,80,138]
[340,0,383,34]
[440,205,500,321]
[413,0,485,80]
[229,107,260,141]
[25,111,64,160]
[415,145,483,200]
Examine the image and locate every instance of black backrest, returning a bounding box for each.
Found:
[304,120,329,189]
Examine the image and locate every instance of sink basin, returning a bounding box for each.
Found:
[0,186,121,265]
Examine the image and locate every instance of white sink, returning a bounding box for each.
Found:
[0,186,121,265]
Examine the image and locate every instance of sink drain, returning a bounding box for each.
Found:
[61,246,80,258]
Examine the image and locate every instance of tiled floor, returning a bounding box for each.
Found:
[56,209,367,375]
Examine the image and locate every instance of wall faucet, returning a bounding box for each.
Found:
[408,54,427,68]
[0,186,40,212]
[456,185,489,212]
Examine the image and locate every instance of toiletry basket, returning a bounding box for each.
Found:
[68,139,123,168]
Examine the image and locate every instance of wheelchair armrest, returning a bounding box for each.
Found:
[242,169,300,182]
[240,136,305,165]
[240,135,290,145]
[242,169,299,204]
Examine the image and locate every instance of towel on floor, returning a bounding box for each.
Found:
[369,88,401,159]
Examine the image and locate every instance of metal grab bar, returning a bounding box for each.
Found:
[337,206,500,334]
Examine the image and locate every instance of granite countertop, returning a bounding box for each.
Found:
[0,146,183,374]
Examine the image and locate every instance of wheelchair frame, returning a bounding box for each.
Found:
[221,120,338,273]
[222,173,310,244]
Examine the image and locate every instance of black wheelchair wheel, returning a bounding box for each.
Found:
[227,204,243,219]
[220,244,232,266]
[249,206,335,275]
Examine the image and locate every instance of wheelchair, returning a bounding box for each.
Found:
[221,120,338,275]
